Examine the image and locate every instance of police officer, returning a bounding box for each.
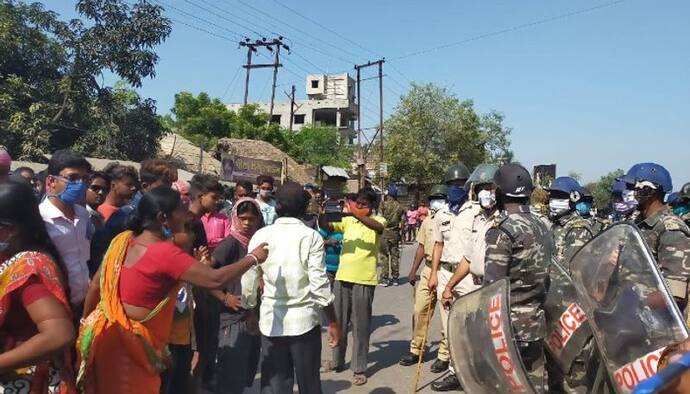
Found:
[399,184,447,366]
[610,179,638,224]
[672,182,690,226]
[440,164,499,306]
[547,177,594,270]
[620,163,690,309]
[484,163,553,393]
[379,184,404,286]
[428,163,479,391]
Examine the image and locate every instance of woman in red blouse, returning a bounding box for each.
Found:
[77,187,268,394]
[0,181,76,393]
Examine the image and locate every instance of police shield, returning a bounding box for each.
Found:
[544,260,594,375]
[569,223,689,394]
[448,278,536,394]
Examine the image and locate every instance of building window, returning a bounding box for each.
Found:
[271,114,281,124]
[311,80,319,89]
[294,114,305,124]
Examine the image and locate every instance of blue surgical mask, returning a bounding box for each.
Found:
[575,201,592,216]
[447,186,467,206]
[58,180,87,206]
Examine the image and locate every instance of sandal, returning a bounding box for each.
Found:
[320,360,344,373]
[352,373,367,386]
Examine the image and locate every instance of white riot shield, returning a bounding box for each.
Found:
[544,261,594,374]
[569,223,689,394]
[448,279,536,394]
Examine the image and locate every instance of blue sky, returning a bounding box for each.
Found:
[51,0,690,185]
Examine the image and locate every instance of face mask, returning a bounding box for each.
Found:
[549,198,571,217]
[57,180,87,206]
[429,199,446,212]
[477,190,496,209]
[447,186,467,206]
[575,201,592,216]
[673,205,690,216]
[259,189,272,199]
[613,202,633,214]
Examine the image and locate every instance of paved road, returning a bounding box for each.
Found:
[318,243,453,394]
[237,243,455,393]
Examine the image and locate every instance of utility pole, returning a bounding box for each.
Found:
[239,37,290,108]
[354,58,385,189]
[287,85,296,132]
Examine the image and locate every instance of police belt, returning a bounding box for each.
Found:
[440,261,457,272]
[666,278,689,301]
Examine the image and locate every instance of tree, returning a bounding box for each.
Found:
[0,0,170,160]
[286,126,353,168]
[568,171,583,182]
[384,83,512,184]
[589,169,625,209]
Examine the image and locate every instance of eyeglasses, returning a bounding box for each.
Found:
[54,175,85,183]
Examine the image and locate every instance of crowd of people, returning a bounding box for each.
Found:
[1,142,690,393]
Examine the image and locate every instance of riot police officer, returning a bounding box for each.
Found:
[428,163,479,391]
[610,179,638,223]
[399,184,447,367]
[672,182,690,226]
[620,163,690,309]
[483,163,553,393]
[547,177,594,270]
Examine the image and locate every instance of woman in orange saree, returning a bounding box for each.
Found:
[0,181,76,393]
[76,186,267,394]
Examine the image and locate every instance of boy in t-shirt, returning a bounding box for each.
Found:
[319,188,386,386]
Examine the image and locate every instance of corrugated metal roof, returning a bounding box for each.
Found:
[321,166,350,179]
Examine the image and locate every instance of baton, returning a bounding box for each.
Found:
[632,351,690,394]
[412,298,434,393]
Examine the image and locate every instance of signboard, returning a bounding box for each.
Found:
[221,154,283,185]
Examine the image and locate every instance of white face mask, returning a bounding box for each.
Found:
[477,190,496,209]
[258,189,272,199]
[429,199,446,212]
[549,198,571,217]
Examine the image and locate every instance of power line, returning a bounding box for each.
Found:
[156,0,245,39]
[271,0,377,58]
[184,0,266,37]
[221,67,242,99]
[168,17,236,42]
[392,0,626,60]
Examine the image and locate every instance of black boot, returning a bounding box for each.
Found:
[430,359,449,373]
[431,374,462,391]
[399,352,421,366]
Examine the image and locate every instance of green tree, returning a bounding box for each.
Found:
[384,83,512,184]
[590,169,625,209]
[0,0,170,160]
[286,126,353,168]
[568,171,583,182]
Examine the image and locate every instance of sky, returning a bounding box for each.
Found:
[50,0,690,185]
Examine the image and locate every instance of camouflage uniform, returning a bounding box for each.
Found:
[379,197,404,282]
[636,207,690,308]
[484,204,554,393]
[552,211,594,272]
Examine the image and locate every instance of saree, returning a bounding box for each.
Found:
[76,231,178,394]
[0,251,76,394]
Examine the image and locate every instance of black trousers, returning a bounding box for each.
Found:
[260,326,322,394]
[160,344,193,394]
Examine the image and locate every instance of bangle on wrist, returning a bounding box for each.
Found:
[247,253,259,266]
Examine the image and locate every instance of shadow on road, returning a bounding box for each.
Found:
[321,378,351,393]
[368,387,396,394]
[366,339,409,377]
[371,314,400,332]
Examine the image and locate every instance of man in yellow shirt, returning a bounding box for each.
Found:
[320,187,386,386]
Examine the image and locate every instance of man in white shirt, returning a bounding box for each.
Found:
[255,174,277,225]
[40,149,93,314]
[242,182,340,393]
